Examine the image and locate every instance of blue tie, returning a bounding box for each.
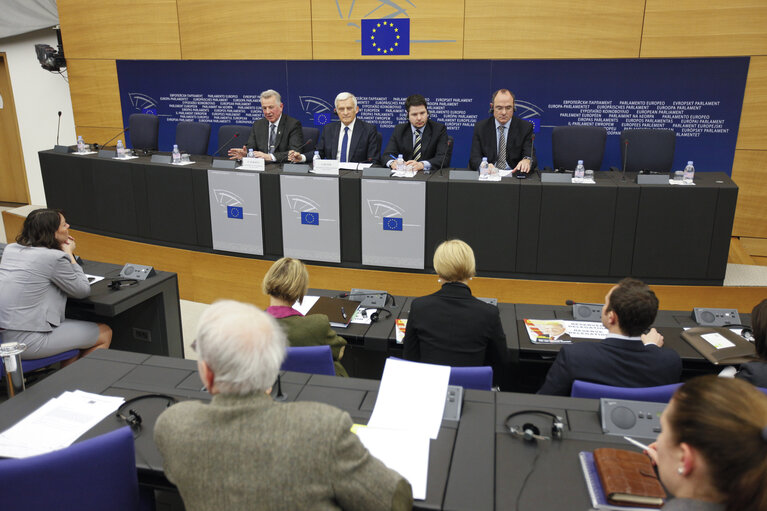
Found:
[340,126,349,163]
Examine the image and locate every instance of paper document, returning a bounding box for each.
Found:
[292,295,320,315]
[113,155,139,160]
[390,169,417,178]
[85,274,105,285]
[0,390,125,458]
[171,161,196,166]
[395,319,407,344]
[524,318,608,343]
[478,173,502,181]
[350,308,373,325]
[701,332,736,349]
[339,162,372,170]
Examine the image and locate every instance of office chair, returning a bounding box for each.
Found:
[449,366,493,391]
[216,124,251,156]
[620,129,676,173]
[282,345,336,376]
[0,426,141,510]
[570,380,682,403]
[128,113,159,152]
[0,349,79,384]
[175,121,211,155]
[302,127,320,154]
[551,125,607,171]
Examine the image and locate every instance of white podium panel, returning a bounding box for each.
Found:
[208,169,263,255]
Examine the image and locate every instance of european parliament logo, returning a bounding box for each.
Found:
[227,206,243,219]
[301,212,320,226]
[314,112,332,127]
[383,217,403,231]
[361,18,410,56]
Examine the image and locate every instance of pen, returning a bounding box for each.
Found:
[341,307,347,320]
[623,436,651,451]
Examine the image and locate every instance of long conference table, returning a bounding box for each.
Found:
[39,150,737,285]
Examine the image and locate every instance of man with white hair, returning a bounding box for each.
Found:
[154,300,413,511]
[304,92,380,165]
[227,89,304,163]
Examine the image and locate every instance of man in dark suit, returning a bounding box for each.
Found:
[469,89,536,172]
[310,92,380,165]
[383,94,448,172]
[537,278,682,396]
[227,89,303,163]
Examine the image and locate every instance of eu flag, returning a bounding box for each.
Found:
[314,112,332,127]
[383,217,403,231]
[301,212,319,225]
[227,206,243,219]
[361,18,410,56]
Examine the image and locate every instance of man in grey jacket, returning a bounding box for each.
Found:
[154,299,413,511]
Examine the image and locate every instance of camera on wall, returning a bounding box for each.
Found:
[35,27,66,72]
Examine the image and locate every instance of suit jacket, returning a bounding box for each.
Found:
[317,119,380,165]
[469,116,536,171]
[245,114,304,163]
[382,119,449,170]
[537,337,682,396]
[735,360,767,388]
[154,393,413,511]
[0,243,90,332]
[267,306,349,377]
[403,282,509,387]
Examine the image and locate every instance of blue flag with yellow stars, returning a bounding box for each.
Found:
[361,18,410,55]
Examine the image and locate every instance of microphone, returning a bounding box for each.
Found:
[515,133,535,179]
[56,111,62,145]
[95,127,129,151]
[273,373,287,401]
[621,139,629,181]
[296,138,313,152]
[565,299,603,306]
[433,137,452,174]
[213,132,240,157]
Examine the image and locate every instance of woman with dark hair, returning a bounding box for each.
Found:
[646,376,767,511]
[735,298,767,387]
[0,209,111,363]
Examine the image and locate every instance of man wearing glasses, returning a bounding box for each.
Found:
[468,89,536,173]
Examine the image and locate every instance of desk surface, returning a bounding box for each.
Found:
[0,349,636,511]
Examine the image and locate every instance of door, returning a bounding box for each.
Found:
[0,53,29,204]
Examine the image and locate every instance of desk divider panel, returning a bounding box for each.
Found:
[207,169,264,255]
[340,172,363,263]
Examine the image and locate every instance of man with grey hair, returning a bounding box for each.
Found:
[154,300,413,511]
[227,89,304,163]
[303,92,380,165]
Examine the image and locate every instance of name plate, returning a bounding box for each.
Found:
[241,157,265,171]
[211,158,236,169]
[150,154,172,164]
[540,172,572,183]
[312,159,340,174]
[449,170,479,181]
[636,174,670,185]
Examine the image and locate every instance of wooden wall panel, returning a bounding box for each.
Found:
[177,0,312,59]
[732,149,767,238]
[463,0,644,59]
[67,60,123,130]
[737,57,767,151]
[740,237,767,257]
[641,1,767,58]
[58,0,181,59]
[311,0,464,60]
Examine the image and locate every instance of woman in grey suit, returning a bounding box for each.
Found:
[0,209,111,362]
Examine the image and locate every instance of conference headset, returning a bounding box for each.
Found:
[504,410,565,442]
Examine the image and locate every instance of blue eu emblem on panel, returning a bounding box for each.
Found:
[314,112,332,127]
[361,18,410,56]
[301,212,320,226]
[529,118,541,133]
[227,206,243,219]
[383,217,403,231]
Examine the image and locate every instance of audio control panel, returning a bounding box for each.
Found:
[600,398,666,440]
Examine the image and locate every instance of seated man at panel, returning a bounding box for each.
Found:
[294,92,380,165]
[468,89,536,173]
[537,278,682,396]
[227,89,304,163]
[154,300,413,511]
[383,94,449,172]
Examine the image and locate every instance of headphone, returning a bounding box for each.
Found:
[108,278,139,290]
[116,394,178,431]
[368,308,392,323]
[504,410,564,442]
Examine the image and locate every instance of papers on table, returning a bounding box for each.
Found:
[390,168,417,178]
[293,295,320,315]
[700,332,736,350]
[171,160,196,166]
[395,319,407,344]
[338,162,373,170]
[350,307,373,325]
[0,390,125,458]
[524,318,609,343]
[478,173,502,181]
[112,155,139,160]
[85,274,105,285]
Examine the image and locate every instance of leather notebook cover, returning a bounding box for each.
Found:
[593,448,666,508]
[306,296,358,327]
[681,326,757,365]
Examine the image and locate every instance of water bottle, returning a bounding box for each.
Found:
[313,150,321,166]
[247,148,255,158]
[116,139,125,158]
[683,161,695,184]
[77,135,85,153]
[479,157,489,177]
[574,160,585,181]
[172,144,181,163]
[396,154,405,171]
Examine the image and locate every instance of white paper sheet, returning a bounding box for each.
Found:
[701,332,736,349]
[338,162,372,170]
[292,295,320,315]
[85,274,105,285]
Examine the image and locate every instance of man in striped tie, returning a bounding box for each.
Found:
[384,94,449,172]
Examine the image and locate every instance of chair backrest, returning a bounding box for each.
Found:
[128,113,159,151]
[0,349,79,379]
[216,125,251,156]
[282,345,335,376]
[758,386,767,396]
[570,380,682,403]
[551,125,607,171]
[449,366,493,390]
[620,129,676,173]
[175,121,211,155]
[0,426,139,510]
[302,127,319,154]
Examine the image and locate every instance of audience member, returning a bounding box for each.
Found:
[735,298,767,387]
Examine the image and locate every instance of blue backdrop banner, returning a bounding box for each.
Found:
[116,57,748,173]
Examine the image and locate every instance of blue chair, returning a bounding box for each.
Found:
[449,366,493,390]
[552,125,607,171]
[0,349,79,380]
[282,345,335,376]
[0,426,140,510]
[216,124,251,156]
[175,121,211,155]
[570,380,682,403]
[128,113,159,152]
[620,129,676,173]
[758,386,767,396]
